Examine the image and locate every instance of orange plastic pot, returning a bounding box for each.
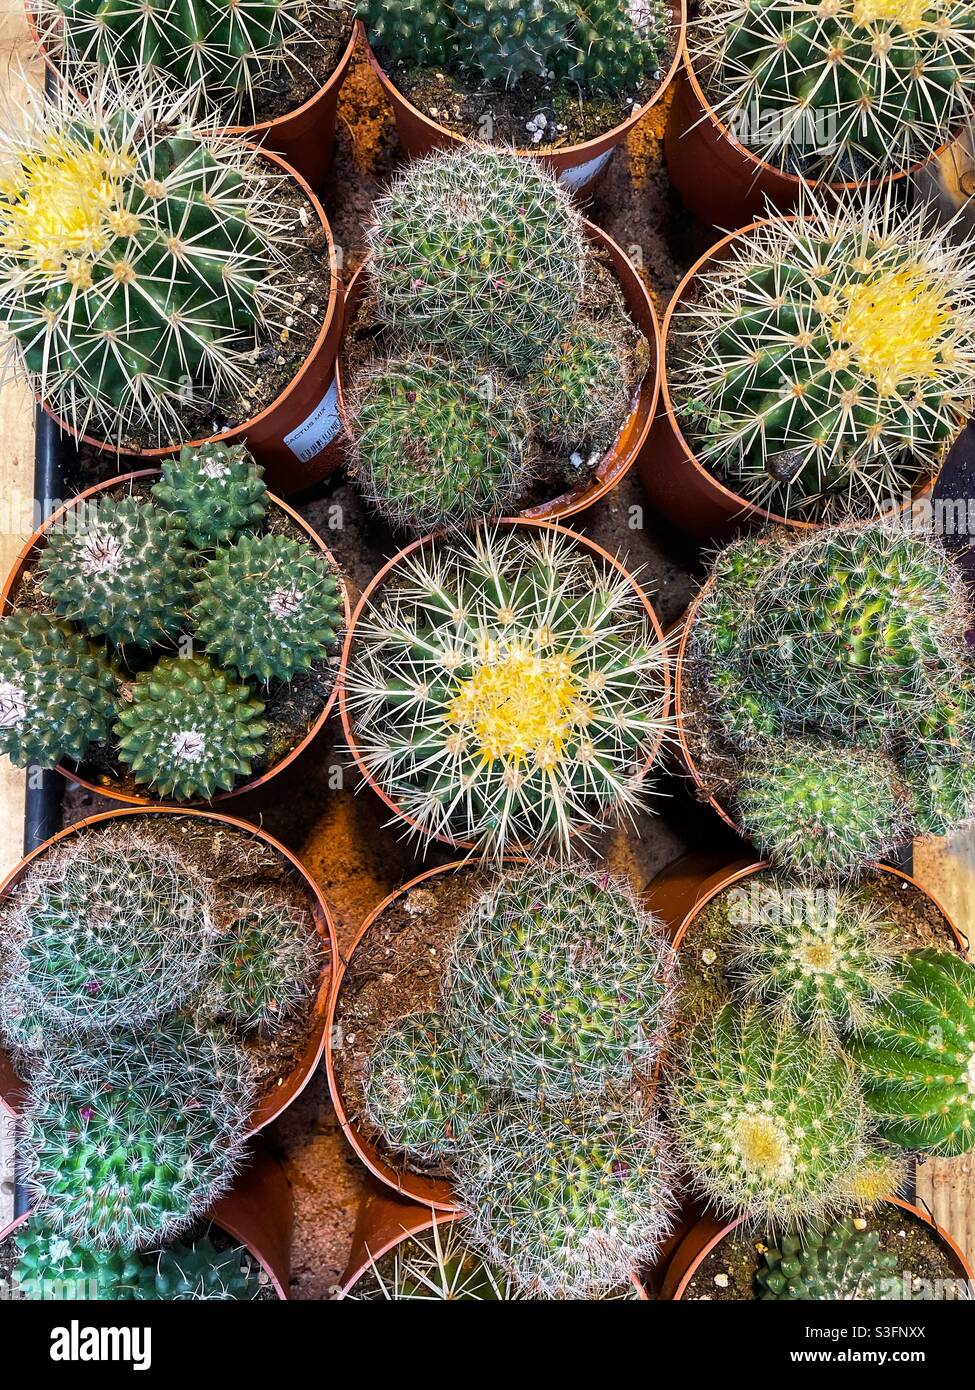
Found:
[0,469,350,809]
[363,4,686,200]
[659,1197,975,1300]
[0,806,338,1134]
[335,222,659,521]
[338,517,671,852]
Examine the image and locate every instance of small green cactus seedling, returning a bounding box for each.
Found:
[756,1218,901,1300]
[15,1221,142,1300]
[191,533,344,684]
[39,495,191,649]
[454,1096,673,1299]
[0,829,217,1039]
[24,1023,253,1249]
[728,880,896,1034]
[363,1012,484,1163]
[135,1236,263,1300]
[0,612,119,769]
[849,949,975,1157]
[152,441,267,550]
[671,1004,867,1226]
[690,0,975,181]
[114,655,267,802]
[342,523,670,857]
[369,148,586,374]
[526,316,631,460]
[349,351,535,534]
[445,861,674,1099]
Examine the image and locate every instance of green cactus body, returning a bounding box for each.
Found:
[453,0,574,83]
[135,1236,263,1300]
[526,316,630,460]
[570,0,668,92]
[349,1221,518,1300]
[349,351,535,533]
[15,1221,142,1300]
[905,683,975,836]
[729,881,896,1034]
[152,442,267,550]
[363,1011,484,1163]
[39,495,191,648]
[191,533,344,683]
[114,655,267,802]
[25,1023,253,1249]
[369,148,586,374]
[691,0,975,181]
[0,612,118,769]
[0,830,217,1038]
[671,202,975,520]
[453,1096,673,1299]
[445,861,674,1099]
[0,90,295,445]
[360,0,456,66]
[671,1005,867,1226]
[757,1218,901,1300]
[849,949,975,1157]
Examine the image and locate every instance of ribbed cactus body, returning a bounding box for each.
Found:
[114,655,267,801]
[349,1222,517,1300]
[453,0,574,82]
[135,1237,262,1300]
[191,533,344,683]
[15,1222,142,1299]
[757,1218,901,1300]
[0,612,118,769]
[570,0,669,91]
[526,316,630,459]
[360,0,455,66]
[152,441,267,550]
[849,949,975,1157]
[905,683,975,836]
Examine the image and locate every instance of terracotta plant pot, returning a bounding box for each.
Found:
[0,469,350,809]
[659,1197,975,1300]
[0,1143,293,1300]
[363,5,686,200]
[31,147,345,498]
[639,220,936,540]
[664,29,950,230]
[338,517,671,852]
[0,805,339,1134]
[335,221,660,523]
[337,1189,650,1298]
[25,2,358,192]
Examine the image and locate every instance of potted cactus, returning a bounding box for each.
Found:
[667,0,975,227]
[0,451,347,806]
[339,520,671,858]
[27,1,358,188]
[640,195,975,536]
[673,522,975,879]
[338,146,659,531]
[358,1,684,196]
[0,82,344,493]
[326,858,676,1296]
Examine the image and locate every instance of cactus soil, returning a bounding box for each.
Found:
[245,8,356,124]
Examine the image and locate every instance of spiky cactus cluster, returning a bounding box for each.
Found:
[849,949,975,1157]
[344,524,668,857]
[37,1,353,128]
[526,317,632,463]
[135,1236,263,1300]
[362,0,669,95]
[152,442,267,551]
[670,196,975,521]
[693,522,975,879]
[690,0,975,182]
[757,1218,901,1300]
[0,84,300,447]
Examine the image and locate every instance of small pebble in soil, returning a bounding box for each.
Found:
[405,889,437,916]
[714,1272,729,1288]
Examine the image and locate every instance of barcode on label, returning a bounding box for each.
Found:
[283,380,342,463]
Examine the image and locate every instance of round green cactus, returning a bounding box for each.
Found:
[757,1218,901,1301]
[114,655,267,802]
[569,0,669,92]
[369,147,586,373]
[15,1222,142,1300]
[349,351,534,534]
[24,1023,253,1250]
[360,0,455,66]
[363,1011,485,1163]
[452,0,574,82]
[728,880,896,1034]
[526,316,631,460]
[135,1236,263,1301]
[0,829,217,1038]
[849,949,975,1158]
[905,683,975,836]
[152,441,267,551]
[191,533,344,684]
[445,861,674,1099]
[671,1004,867,1226]
[453,1096,673,1299]
[0,612,119,770]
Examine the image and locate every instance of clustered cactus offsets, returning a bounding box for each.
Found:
[359,861,675,1298]
[347,148,645,533]
[756,1218,902,1300]
[669,195,975,522]
[342,524,670,858]
[690,0,975,183]
[690,521,975,879]
[0,447,345,802]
